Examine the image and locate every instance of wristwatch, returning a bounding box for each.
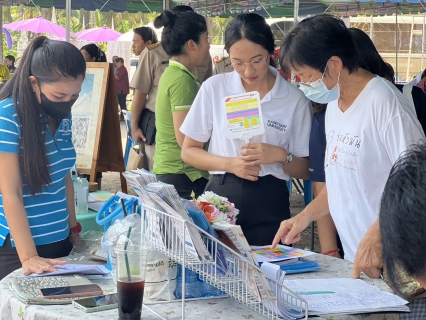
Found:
[69,222,82,235]
[280,152,293,165]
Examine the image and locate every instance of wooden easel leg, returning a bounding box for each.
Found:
[120,174,128,193]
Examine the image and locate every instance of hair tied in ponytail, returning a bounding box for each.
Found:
[154,10,175,30]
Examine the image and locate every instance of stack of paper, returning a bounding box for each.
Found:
[214,224,276,303]
[145,182,212,263]
[283,278,409,315]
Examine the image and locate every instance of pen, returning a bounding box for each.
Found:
[295,291,335,295]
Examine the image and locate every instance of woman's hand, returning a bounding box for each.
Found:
[22,255,67,276]
[230,157,261,181]
[240,143,286,166]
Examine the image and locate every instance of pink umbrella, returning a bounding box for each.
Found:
[3,16,73,38]
[76,26,122,43]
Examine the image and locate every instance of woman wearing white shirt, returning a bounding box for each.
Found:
[180,13,312,245]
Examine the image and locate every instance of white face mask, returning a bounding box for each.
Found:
[298,63,340,104]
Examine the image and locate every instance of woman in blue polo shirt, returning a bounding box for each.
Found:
[0,36,86,279]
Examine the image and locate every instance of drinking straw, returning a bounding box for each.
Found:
[133,202,137,214]
[120,198,127,217]
[124,226,132,282]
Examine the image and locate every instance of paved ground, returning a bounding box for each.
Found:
[99,121,320,252]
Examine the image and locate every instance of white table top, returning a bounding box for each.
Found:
[0,254,401,320]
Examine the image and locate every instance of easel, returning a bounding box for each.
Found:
[77,62,127,193]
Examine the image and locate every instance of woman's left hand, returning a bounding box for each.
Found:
[240,143,286,165]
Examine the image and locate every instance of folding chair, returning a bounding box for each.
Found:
[122,110,138,168]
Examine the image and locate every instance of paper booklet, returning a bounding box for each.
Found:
[26,264,110,278]
[215,223,276,303]
[283,278,409,316]
[250,245,315,263]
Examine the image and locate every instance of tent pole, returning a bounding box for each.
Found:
[294,0,299,26]
[395,4,398,80]
[422,13,425,71]
[406,16,414,82]
[66,0,71,42]
[0,4,3,61]
[163,0,170,10]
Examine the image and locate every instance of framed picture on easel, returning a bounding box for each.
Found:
[72,62,108,170]
[71,62,127,192]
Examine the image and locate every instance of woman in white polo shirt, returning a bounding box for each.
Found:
[181,13,312,246]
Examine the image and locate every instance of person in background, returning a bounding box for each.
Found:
[112,55,118,74]
[0,37,86,279]
[130,5,212,171]
[80,43,107,62]
[213,56,233,75]
[181,13,312,245]
[132,27,158,58]
[151,10,210,199]
[4,55,16,74]
[115,57,130,120]
[0,64,11,82]
[415,69,426,94]
[274,14,424,279]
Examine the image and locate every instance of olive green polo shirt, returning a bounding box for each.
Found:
[152,60,209,181]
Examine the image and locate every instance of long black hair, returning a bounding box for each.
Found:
[0,36,86,195]
[225,13,276,68]
[280,14,358,75]
[80,43,107,62]
[348,28,394,82]
[153,10,207,57]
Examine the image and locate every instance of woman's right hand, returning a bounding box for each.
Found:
[230,157,261,181]
[22,255,67,276]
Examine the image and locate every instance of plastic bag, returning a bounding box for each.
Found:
[101,214,141,281]
[144,250,177,301]
[67,231,107,263]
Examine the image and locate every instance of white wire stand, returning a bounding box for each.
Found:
[140,204,309,320]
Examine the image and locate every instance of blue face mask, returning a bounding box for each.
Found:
[298,65,340,104]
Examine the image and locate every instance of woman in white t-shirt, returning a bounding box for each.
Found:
[272,14,424,279]
[180,13,312,246]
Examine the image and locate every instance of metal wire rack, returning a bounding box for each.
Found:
[140,204,309,320]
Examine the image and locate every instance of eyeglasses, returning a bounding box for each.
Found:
[298,64,325,89]
[231,55,268,72]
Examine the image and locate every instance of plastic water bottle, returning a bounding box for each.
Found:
[174,265,200,299]
[71,170,78,208]
[76,174,89,214]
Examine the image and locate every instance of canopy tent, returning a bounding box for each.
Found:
[12,0,426,17]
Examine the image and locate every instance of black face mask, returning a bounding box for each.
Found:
[39,90,77,120]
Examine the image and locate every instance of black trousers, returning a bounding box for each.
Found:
[0,234,73,280]
[156,174,208,200]
[118,93,127,111]
[206,173,290,246]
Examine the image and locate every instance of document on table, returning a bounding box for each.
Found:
[26,264,110,278]
[283,278,409,315]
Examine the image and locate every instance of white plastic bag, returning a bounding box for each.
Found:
[144,250,177,301]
